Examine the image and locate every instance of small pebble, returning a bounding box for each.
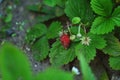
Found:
[26,47,30,51]
[34,64,37,68]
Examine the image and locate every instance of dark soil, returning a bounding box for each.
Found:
[0,0,120,80]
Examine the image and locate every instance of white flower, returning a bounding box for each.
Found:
[72,66,80,75]
[81,36,91,46]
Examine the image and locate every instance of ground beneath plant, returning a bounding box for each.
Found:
[0,0,120,80]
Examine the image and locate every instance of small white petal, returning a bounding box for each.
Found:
[72,66,80,75]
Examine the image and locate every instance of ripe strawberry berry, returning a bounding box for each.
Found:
[60,33,70,49]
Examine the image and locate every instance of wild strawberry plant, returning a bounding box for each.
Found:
[26,0,120,79]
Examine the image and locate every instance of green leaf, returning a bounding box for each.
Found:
[90,17,115,34]
[43,0,57,7]
[4,13,13,23]
[109,56,120,70]
[0,43,32,80]
[36,6,64,22]
[91,0,113,16]
[72,17,81,24]
[112,6,120,26]
[103,34,120,56]
[89,34,106,49]
[43,0,67,7]
[27,4,41,12]
[32,36,49,61]
[78,53,96,80]
[75,43,96,63]
[47,21,62,39]
[55,7,64,17]
[49,40,76,67]
[65,0,94,23]
[26,23,47,43]
[37,15,55,22]
[35,68,74,80]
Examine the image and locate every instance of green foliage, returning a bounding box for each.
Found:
[27,4,41,12]
[76,43,96,63]
[43,0,58,7]
[89,34,106,49]
[91,0,113,16]
[26,22,63,61]
[35,68,74,80]
[37,6,64,22]
[103,34,120,56]
[32,36,49,61]
[90,0,120,34]
[43,0,67,7]
[0,43,74,80]
[4,13,13,23]
[37,15,55,22]
[65,0,94,23]
[112,6,120,26]
[49,40,76,67]
[78,53,96,80]
[90,17,115,34]
[25,0,120,75]
[47,21,62,39]
[109,56,120,70]
[75,33,106,63]
[0,43,33,80]
[26,23,47,43]
[72,17,81,24]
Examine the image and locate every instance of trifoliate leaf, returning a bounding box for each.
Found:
[112,6,120,26]
[103,34,120,56]
[47,21,62,39]
[35,68,74,80]
[26,23,47,43]
[65,0,94,23]
[72,17,81,24]
[91,0,113,16]
[78,53,96,80]
[75,43,96,63]
[109,56,120,70]
[0,43,32,80]
[32,36,49,61]
[90,17,115,34]
[89,34,106,49]
[49,40,76,67]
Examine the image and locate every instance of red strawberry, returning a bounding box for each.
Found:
[60,33,70,49]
